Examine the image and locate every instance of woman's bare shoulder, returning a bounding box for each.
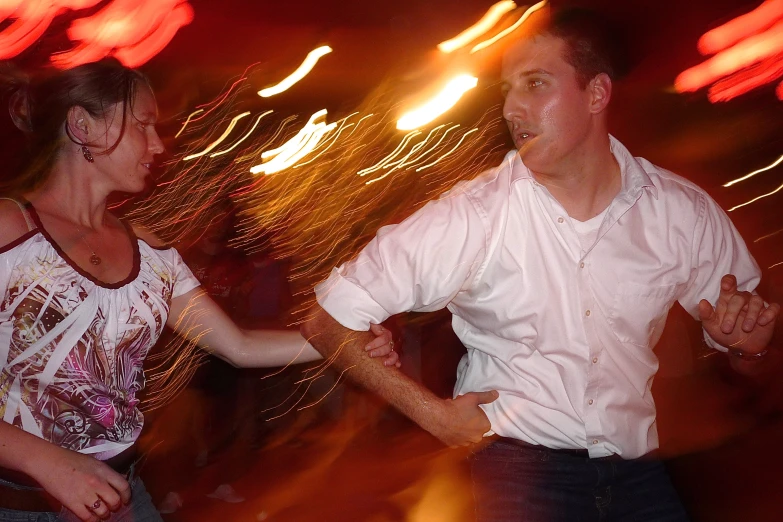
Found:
[0,199,35,250]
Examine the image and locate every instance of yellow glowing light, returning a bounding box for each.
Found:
[723,154,783,187]
[258,45,332,97]
[251,109,336,175]
[438,1,517,53]
[183,111,251,161]
[470,0,548,54]
[397,75,478,131]
[728,180,783,211]
[210,110,273,158]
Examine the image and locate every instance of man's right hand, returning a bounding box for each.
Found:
[426,390,499,447]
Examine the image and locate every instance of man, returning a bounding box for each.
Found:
[301,9,779,521]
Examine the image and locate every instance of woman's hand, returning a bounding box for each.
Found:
[365,323,401,367]
[30,446,130,522]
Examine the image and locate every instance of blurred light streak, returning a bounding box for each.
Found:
[706,53,783,102]
[470,0,548,54]
[294,115,361,168]
[728,180,783,211]
[183,111,251,161]
[675,21,783,93]
[258,45,332,97]
[113,2,194,67]
[358,130,422,175]
[770,260,783,269]
[297,365,355,411]
[251,109,337,175]
[437,0,517,53]
[50,0,194,69]
[754,227,783,242]
[175,109,204,138]
[397,74,478,131]
[723,154,783,186]
[400,124,461,170]
[210,110,273,158]
[697,0,783,55]
[415,128,479,172]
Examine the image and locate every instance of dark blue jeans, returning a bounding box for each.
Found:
[470,439,690,522]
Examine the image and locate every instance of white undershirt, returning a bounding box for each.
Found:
[571,207,609,254]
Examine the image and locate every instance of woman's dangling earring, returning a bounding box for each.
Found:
[81,145,94,163]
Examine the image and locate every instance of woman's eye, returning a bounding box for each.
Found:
[528,79,544,89]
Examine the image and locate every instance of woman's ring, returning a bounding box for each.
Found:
[92,499,102,510]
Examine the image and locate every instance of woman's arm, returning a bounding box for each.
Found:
[0,421,130,521]
[166,288,398,368]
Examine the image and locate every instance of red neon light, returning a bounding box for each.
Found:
[676,0,783,102]
[0,0,192,68]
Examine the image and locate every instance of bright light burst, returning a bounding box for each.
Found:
[251,109,337,175]
[258,45,333,98]
[437,1,517,53]
[397,74,478,131]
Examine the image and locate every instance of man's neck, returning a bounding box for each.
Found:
[532,137,622,222]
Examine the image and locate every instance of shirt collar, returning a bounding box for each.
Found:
[507,135,658,201]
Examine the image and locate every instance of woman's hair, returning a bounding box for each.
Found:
[1,58,151,195]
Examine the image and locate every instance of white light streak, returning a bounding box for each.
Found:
[183,111,251,161]
[723,154,783,187]
[258,45,332,97]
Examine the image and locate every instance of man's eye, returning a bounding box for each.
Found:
[528,79,544,88]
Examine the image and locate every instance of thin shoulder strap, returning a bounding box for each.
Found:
[0,197,35,232]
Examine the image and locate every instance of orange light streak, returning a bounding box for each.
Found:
[469,0,548,54]
[438,1,517,53]
[210,110,273,158]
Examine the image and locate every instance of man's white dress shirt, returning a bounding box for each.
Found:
[316,136,760,459]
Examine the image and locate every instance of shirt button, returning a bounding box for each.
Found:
[592,439,599,445]
[580,262,585,268]
[588,399,594,405]
[592,357,598,364]
[585,310,591,317]
[557,217,564,223]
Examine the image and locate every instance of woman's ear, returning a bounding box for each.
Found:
[66,106,92,144]
[589,73,613,114]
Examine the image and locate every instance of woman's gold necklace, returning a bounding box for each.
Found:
[73,224,102,266]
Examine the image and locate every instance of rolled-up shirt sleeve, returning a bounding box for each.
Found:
[677,192,761,350]
[315,188,488,331]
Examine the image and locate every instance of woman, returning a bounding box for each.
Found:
[0,59,397,521]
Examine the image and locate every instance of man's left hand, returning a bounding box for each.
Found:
[699,274,780,354]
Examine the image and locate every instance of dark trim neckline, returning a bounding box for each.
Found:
[23,200,142,290]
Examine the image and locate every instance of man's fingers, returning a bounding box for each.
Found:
[721,292,752,333]
[720,274,738,293]
[698,299,715,322]
[759,302,781,326]
[742,295,766,331]
[473,390,500,405]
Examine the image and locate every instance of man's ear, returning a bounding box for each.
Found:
[66,106,92,144]
[589,73,612,114]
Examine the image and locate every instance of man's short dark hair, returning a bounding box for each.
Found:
[535,8,628,89]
